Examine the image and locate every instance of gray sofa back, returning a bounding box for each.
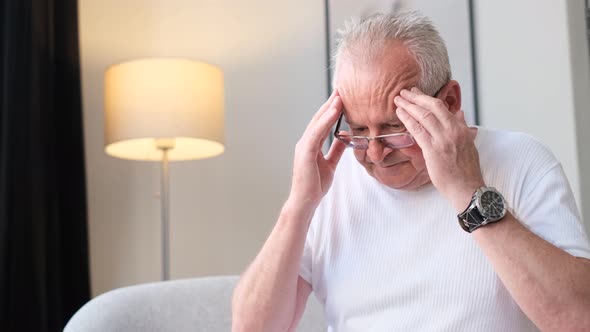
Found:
[64,275,326,332]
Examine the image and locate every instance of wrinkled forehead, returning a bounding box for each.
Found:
[334,59,420,125]
[333,42,420,87]
[333,44,420,114]
[335,63,419,100]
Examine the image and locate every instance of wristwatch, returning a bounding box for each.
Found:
[457,186,507,233]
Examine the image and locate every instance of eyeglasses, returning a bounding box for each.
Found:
[333,84,446,150]
[333,115,416,150]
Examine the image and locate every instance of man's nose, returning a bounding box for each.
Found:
[365,139,388,163]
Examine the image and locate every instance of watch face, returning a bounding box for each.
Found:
[477,189,506,221]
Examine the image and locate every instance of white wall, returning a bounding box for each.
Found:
[79,0,328,296]
[80,0,590,296]
[567,0,590,226]
[473,0,590,226]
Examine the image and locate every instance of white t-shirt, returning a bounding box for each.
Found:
[300,127,590,332]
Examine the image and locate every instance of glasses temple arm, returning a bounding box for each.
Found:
[333,112,344,137]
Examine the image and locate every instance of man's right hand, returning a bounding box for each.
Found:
[288,90,347,210]
[232,91,345,332]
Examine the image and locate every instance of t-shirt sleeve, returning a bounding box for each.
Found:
[515,163,590,259]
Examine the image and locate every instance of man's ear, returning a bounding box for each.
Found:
[441,80,462,113]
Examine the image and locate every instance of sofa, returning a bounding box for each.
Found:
[64,275,326,331]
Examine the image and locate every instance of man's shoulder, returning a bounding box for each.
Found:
[476,126,560,180]
[477,126,557,163]
[477,126,544,148]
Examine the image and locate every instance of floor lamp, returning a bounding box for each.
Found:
[103,58,225,280]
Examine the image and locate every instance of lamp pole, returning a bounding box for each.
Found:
[157,139,174,281]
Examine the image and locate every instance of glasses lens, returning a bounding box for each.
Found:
[336,134,352,146]
[335,116,414,150]
[336,134,368,149]
[350,137,368,149]
[335,117,356,148]
[381,134,415,148]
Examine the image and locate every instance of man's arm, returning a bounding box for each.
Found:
[287,276,313,332]
[395,86,590,331]
[473,214,590,331]
[232,202,314,332]
[232,91,345,332]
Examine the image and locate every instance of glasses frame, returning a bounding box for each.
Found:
[333,84,447,150]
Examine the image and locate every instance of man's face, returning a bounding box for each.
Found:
[334,44,431,190]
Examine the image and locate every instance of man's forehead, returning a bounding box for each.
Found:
[335,66,419,90]
[337,73,417,113]
[334,45,420,127]
[335,66,420,104]
[342,106,401,126]
[334,43,420,86]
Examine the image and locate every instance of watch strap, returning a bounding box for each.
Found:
[458,205,486,233]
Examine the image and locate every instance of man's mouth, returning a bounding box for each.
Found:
[383,161,408,168]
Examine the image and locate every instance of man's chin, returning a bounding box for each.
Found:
[378,176,414,190]
[371,169,415,189]
[378,160,409,173]
[368,164,428,190]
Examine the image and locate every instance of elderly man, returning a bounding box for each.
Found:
[232,11,590,331]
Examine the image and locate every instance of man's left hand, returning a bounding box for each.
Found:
[394,87,484,211]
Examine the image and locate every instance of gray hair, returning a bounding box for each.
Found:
[333,11,451,95]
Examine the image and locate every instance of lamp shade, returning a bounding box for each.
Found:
[104,58,225,161]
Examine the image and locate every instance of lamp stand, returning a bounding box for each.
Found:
[157,139,174,281]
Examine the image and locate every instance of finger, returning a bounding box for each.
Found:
[396,107,432,148]
[400,88,453,126]
[311,89,339,123]
[315,96,344,148]
[324,136,347,169]
[394,95,444,135]
[304,91,339,134]
[455,109,466,124]
[304,96,343,149]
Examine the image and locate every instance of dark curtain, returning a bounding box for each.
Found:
[0,0,90,331]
